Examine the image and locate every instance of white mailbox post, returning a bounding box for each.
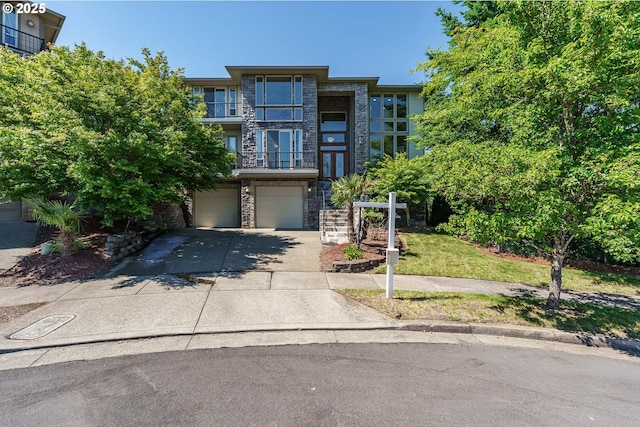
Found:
[354,192,406,299]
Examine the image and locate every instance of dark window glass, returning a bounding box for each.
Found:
[266,108,293,121]
[384,135,394,157]
[370,94,381,119]
[397,135,407,154]
[383,95,394,118]
[397,121,407,132]
[256,77,264,105]
[266,76,292,105]
[321,113,347,132]
[370,135,382,160]
[294,76,302,104]
[396,94,407,118]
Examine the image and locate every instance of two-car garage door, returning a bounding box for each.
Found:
[193,186,304,229]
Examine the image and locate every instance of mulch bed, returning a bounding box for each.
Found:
[320,236,405,272]
[0,220,115,288]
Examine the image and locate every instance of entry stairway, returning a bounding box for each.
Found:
[319,181,349,244]
[320,209,350,244]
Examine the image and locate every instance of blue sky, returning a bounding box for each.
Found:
[47,1,461,84]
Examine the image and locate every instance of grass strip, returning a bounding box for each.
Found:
[387,232,640,296]
[339,289,640,340]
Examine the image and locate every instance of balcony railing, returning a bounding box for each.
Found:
[234,151,316,170]
[204,102,241,119]
[1,24,45,56]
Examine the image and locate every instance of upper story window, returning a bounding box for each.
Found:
[369,94,409,161]
[256,76,303,106]
[2,6,18,47]
[255,76,303,122]
[193,86,238,119]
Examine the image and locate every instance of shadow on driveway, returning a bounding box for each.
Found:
[115,228,321,276]
[0,222,39,273]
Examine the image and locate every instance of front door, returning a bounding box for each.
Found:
[319,112,348,180]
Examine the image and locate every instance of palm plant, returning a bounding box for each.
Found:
[331,173,368,243]
[28,198,84,255]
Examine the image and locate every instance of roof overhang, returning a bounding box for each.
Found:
[232,169,319,179]
[226,66,330,82]
[39,4,65,45]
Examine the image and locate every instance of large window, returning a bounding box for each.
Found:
[2,8,18,46]
[255,76,303,122]
[256,129,304,168]
[194,86,238,118]
[369,93,409,161]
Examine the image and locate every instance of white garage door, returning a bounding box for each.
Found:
[256,186,303,229]
[194,189,239,228]
[0,198,21,222]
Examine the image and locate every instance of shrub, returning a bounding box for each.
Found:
[343,245,365,260]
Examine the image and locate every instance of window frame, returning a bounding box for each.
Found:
[2,7,19,47]
[255,75,304,107]
[256,128,304,168]
[369,93,410,161]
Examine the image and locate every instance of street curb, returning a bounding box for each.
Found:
[395,321,640,355]
[2,322,639,356]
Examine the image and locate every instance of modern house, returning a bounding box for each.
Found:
[185,66,425,233]
[0,2,65,221]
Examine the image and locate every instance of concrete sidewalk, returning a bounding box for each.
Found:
[1,272,639,370]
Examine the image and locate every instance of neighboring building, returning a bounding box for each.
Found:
[0,2,65,221]
[186,66,425,231]
[1,1,64,57]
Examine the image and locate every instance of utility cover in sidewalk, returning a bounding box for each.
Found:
[10,315,75,340]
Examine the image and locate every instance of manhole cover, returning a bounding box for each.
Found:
[10,315,75,340]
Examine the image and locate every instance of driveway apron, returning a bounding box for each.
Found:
[0,222,39,274]
[116,228,322,276]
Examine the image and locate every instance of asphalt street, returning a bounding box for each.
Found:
[1,343,639,426]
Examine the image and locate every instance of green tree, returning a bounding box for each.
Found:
[436,0,500,37]
[331,173,368,243]
[414,1,640,308]
[0,45,234,225]
[366,153,432,224]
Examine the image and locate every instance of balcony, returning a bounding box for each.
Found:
[231,151,318,179]
[202,101,242,124]
[1,24,45,56]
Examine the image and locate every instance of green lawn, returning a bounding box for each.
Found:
[339,289,640,340]
[389,232,640,296]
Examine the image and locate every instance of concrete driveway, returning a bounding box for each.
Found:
[0,222,39,274]
[114,228,322,276]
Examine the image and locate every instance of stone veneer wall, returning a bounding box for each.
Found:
[317,82,369,174]
[241,74,318,164]
[239,74,320,230]
[152,203,186,229]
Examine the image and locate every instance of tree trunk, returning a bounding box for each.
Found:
[60,230,76,256]
[347,202,355,243]
[547,249,564,309]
